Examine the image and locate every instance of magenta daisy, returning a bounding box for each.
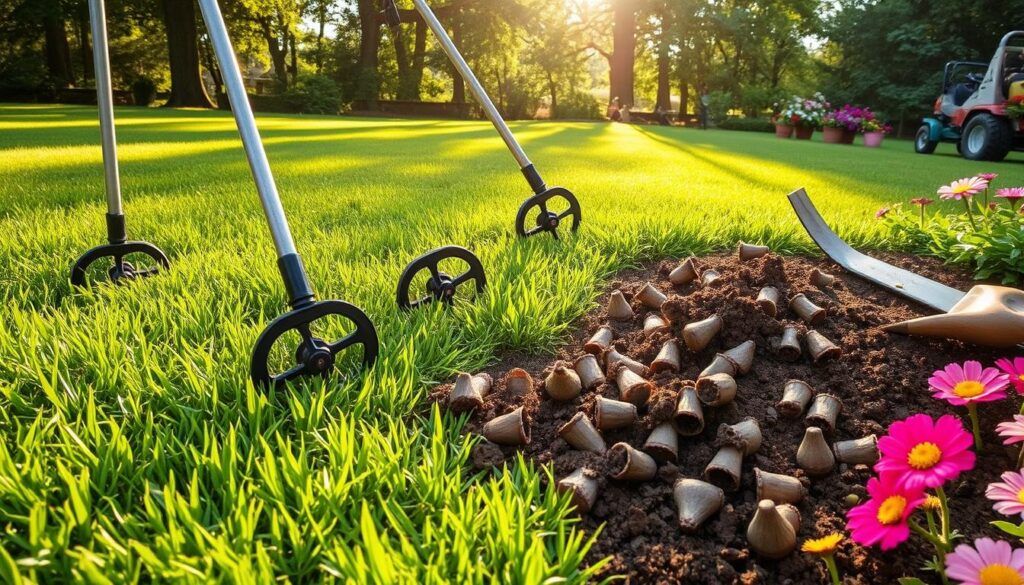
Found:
[929,360,1010,406]
[997,187,1024,212]
[938,176,988,200]
[910,197,934,206]
[846,475,925,550]
[987,471,1024,520]
[946,538,1024,585]
[875,206,890,219]
[997,358,1024,394]
[977,172,999,183]
[875,413,975,490]
[997,415,1024,445]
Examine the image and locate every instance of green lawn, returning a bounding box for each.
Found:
[0,103,1022,582]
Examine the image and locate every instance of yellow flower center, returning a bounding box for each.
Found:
[953,380,986,398]
[979,564,1023,585]
[923,495,942,511]
[907,442,943,470]
[1017,489,1024,505]
[876,495,907,525]
[1018,374,1024,382]
[953,184,973,194]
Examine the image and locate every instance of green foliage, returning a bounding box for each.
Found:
[553,90,602,120]
[738,85,786,117]
[131,77,157,107]
[718,117,775,133]
[705,90,734,125]
[284,74,342,115]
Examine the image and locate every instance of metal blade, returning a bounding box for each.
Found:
[787,188,966,313]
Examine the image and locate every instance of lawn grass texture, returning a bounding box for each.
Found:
[1,103,1022,582]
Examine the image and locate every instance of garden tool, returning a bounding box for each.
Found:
[71,0,169,286]
[383,0,582,239]
[197,0,378,387]
[788,188,1024,347]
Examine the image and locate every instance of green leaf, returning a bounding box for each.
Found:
[992,521,1024,538]
[898,578,927,585]
[0,546,22,585]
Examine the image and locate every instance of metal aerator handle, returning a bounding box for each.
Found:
[515,187,582,239]
[396,245,487,309]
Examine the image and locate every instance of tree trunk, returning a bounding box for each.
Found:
[411,19,427,97]
[258,16,288,91]
[315,2,327,73]
[356,0,380,103]
[389,23,416,99]
[161,0,213,108]
[289,30,298,83]
[75,4,93,83]
[655,9,671,111]
[610,0,636,107]
[678,76,688,117]
[451,14,465,103]
[43,0,75,88]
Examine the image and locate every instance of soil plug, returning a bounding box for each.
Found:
[778,326,802,362]
[609,442,657,481]
[637,282,668,309]
[757,287,779,317]
[605,348,648,376]
[700,353,738,378]
[674,478,725,533]
[806,330,842,362]
[747,500,798,559]
[717,417,762,455]
[585,326,614,355]
[595,396,637,430]
[696,373,737,406]
[573,354,605,390]
[722,340,755,375]
[483,407,530,446]
[755,468,806,504]
[545,362,582,401]
[558,412,606,454]
[608,290,634,321]
[806,394,842,434]
[616,367,654,406]
[738,241,770,261]
[643,313,670,336]
[797,427,835,476]
[777,379,814,419]
[790,293,827,325]
[674,384,705,436]
[650,339,681,373]
[810,268,836,288]
[504,368,534,397]
[449,372,493,412]
[670,257,698,285]
[701,269,723,287]
[833,434,879,465]
[644,422,679,463]
[557,468,599,514]
[704,446,743,491]
[683,314,723,351]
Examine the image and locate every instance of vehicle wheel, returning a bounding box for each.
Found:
[915,125,938,154]
[960,113,1013,161]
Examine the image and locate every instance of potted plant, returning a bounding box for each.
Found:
[777,94,829,140]
[860,119,891,148]
[772,113,794,138]
[1007,96,1024,131]
[821,112,846,144]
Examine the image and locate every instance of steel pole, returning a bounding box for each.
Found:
[197,0,298,258]
[410,0,533,170]
[87,0,122,215]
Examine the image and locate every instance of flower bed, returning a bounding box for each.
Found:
[432,251,1019,583]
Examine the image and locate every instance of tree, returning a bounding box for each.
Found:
[609,0,636,106]
[161,0,213,107]
[42,0,75,88]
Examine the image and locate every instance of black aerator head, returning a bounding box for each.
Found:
[396,245,487,310]
[70,213,170,287]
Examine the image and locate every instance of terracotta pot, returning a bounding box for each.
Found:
[794,126,814,140]
[841,129,856,144]
[774,124,793,138]
[822,126,844,144]
[862,131,884,147]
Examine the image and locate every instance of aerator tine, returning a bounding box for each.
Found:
[390,0,582,239]
[70,0,169,288]
[198,0,378,388]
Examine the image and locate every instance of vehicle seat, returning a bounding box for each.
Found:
[951,83,975,106]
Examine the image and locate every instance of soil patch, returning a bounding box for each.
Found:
[431,252,1017,584]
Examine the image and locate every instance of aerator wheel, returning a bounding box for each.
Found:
[396,245,487,310]
[515,187,581,239]
[70,241,170,287]
[250,300,379,389]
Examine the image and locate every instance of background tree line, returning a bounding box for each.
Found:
[1,0,1020,123]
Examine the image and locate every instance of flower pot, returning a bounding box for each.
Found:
[862,131,885,148]
[794,126,814,140]
[841,130,856,144]
[822,127,844,144]
[775,124,793,138]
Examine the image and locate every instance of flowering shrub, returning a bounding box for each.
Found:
[878,174,1024,285]
[860,118,892,134]
[774,93,830,127]
[1006,95,1024,120]
[822,104,875,132]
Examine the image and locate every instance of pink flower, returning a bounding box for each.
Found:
[875,207,891,219]
[977,173,999,182]
[996,357,1024,394]
[996,187,1024,200]
[946,537,1024,585]
[929,360,1010,406]
[910,197,934,206]
[938,176,989,200]
[846,475,925,550]
[875,414,975,490]
[997,415,1024,445]
[987,471,1024,519]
